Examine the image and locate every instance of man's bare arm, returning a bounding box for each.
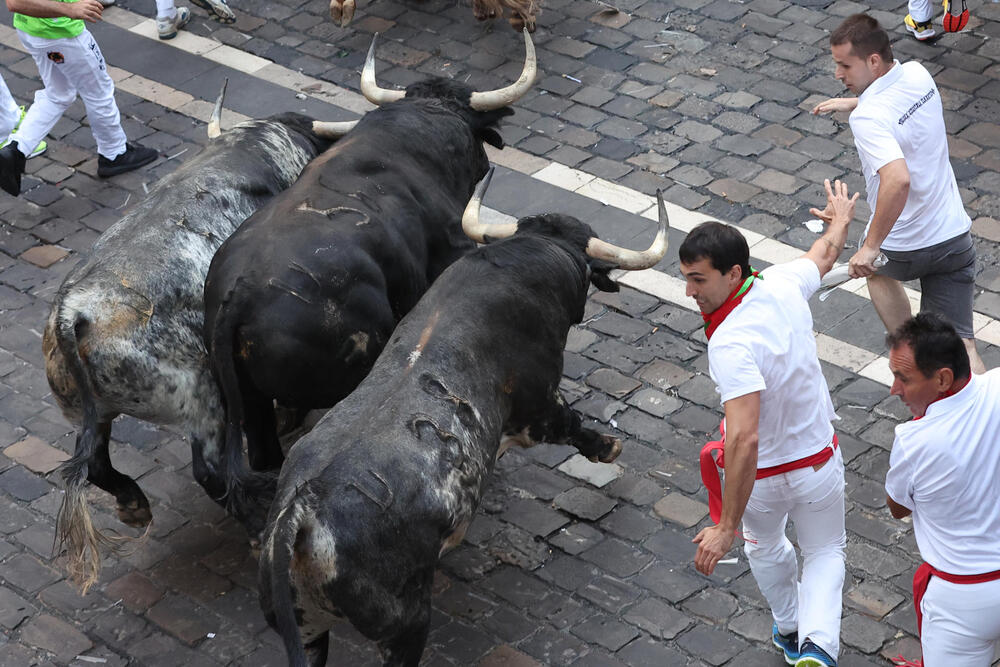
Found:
[886,494,912,519]
[805,178,859,279]
[693,392,760,575]
[849,158,909,278]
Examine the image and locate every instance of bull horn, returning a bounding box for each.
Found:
[469,29,536,111]
[311,120,359,138]
[208,78,228,140]
[586,189,670,270]
[360,34,406,106]
[461,167,518,243]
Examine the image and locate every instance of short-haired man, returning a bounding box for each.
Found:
[885,313,1000,666]
[812,14,984,375]
[681,180,859,667]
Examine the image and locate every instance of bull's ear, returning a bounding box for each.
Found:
[589,260,619,292]
[480,128,505,149]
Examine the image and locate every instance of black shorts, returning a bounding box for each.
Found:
[875,232,976,338]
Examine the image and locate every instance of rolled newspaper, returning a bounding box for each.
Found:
[817,253,888,302]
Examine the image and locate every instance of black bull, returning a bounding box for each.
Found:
[41,98,350,592]
[259,171,670,667]
[202,34,536,538]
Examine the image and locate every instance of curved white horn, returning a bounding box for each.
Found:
[360,34,406,106]
[311,120,359,138]
[586,189,670,270]
[207,78,228,140]
[462,167,518,243]
[469,29,537,111]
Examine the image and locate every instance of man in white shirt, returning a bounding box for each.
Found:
[812,14,984,374]
[884,313,1000,666]
[680,180,858,667]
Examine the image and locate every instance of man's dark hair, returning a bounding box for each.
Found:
[886,312,971,381]
[830,14,893,63]
[678,221,751,280]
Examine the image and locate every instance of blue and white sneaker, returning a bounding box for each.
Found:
[795,639,837,667]
[772,623,800,665]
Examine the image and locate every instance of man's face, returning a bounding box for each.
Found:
[680,257,742,315]
[831,43,878,95]
[888,344,949,418]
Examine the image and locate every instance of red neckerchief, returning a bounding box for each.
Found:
[702,272,758,341]
[914,375,970,421]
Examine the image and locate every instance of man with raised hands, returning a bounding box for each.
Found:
[679,179,858,667]
[884,313,1000,666]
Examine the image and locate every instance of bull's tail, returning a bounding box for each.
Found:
[206,290,275,529]
[50,306,134,593]
[265,496,309,667]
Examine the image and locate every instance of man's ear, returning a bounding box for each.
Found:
[934,366,955,392]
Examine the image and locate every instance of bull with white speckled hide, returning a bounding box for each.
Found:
[201,32,536,541]
[42,85,357,593]
[258,170,670,667]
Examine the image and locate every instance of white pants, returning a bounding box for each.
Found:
[909,0,933,22]
[0,74,20,137]
[921,577,1000,666]
[156,0,178,20]
[12,29,126,160]
[740,447,846,659]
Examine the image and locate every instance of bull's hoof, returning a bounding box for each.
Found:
[597,435,622,463]
[329,0,355,26]
[472,0,500,20]
[116,499,152,528]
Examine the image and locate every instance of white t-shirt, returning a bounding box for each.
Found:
[850,60,971,252]
[707,258,838,468]
[885,370,1000,575]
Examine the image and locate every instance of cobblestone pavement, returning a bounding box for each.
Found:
[0,0,999,665]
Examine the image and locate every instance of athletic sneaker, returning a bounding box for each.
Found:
[795,639,837,667]
[772,623,800,665]
[189,0,236,23]
[0,106,47,158]
[904,14,936,40]
[97,142,159,178]
[157,6,191,39]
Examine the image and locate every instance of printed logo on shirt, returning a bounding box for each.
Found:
[898,88,936,125]
[46,51,65,64]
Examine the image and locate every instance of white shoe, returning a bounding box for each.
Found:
[157,6,191,39]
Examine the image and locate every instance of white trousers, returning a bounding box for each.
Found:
[740,446,846,659]
[909,0,933,22]
[0,74,20,137]
[155,0,178,20]
[921,577,1000,666]
[12,29,126,160]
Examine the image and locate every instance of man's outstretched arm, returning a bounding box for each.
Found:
[805,178,859,279]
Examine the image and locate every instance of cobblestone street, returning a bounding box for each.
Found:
[0,0,998,664]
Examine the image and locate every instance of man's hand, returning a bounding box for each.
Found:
[811,97,858,115]
[66,0,103,21]
[692,524,736,576]
[809,178,859,225]
[849,244,882,279]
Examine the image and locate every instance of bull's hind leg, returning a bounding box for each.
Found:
[83,421,153,526]
[531,391,622,463]
[242,387,283,472]
[305,632,329,667]
[377,616,431,667]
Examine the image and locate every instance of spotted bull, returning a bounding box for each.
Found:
[42,86,356,592]
[202,32,536,539]
[258,169,670,667]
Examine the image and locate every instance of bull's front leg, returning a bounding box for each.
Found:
[507,391,621,463]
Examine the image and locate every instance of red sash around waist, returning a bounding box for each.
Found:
[700,420,838,524]
[912,562,1000,636]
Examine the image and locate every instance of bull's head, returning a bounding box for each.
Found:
[359,30,536,111]
[461,167,670,272]
[206,77,359,142]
